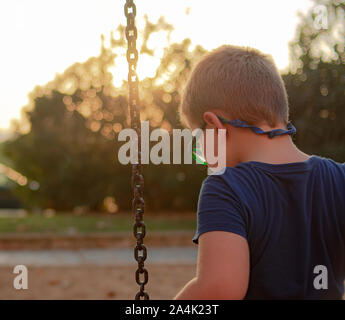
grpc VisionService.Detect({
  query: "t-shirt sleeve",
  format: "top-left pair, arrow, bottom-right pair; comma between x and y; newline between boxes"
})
193,174 -> 248,244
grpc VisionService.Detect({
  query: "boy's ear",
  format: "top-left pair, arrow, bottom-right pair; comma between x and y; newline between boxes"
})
203,111 -> 225,130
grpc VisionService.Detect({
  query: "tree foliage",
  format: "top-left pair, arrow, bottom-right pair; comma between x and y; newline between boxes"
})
2,18 -> 206,212
2,1 -> 344,211
284,0 -> 345,161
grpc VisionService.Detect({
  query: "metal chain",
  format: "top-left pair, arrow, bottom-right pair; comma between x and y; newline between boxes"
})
124,0 -> 149,300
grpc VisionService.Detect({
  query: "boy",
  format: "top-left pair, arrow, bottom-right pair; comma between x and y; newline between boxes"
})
174,45 -> 345,299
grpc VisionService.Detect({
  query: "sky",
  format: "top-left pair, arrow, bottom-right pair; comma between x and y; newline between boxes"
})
0,0 -> 314,131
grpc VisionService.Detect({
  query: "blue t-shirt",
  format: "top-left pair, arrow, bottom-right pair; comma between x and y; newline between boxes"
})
193,156 -> 345,299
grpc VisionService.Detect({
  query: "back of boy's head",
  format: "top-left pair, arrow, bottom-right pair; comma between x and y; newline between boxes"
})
180,45 -> 289,129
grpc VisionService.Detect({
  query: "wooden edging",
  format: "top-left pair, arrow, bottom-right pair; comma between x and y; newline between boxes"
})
0,231 -> 195,250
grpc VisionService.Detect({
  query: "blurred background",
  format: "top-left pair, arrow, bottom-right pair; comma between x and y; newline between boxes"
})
0,0 -> 344,299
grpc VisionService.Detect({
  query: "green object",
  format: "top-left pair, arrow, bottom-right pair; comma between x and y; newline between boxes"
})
192,138 -> 207,166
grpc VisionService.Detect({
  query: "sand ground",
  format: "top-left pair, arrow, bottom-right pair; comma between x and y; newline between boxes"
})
0,264 -> 195,300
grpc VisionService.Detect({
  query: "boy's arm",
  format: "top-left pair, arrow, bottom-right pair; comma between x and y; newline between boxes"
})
174,231 -> 250,300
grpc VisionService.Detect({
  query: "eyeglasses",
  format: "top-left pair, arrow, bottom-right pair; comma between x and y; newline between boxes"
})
201,115 -> 296,139
193,115 -> 297,166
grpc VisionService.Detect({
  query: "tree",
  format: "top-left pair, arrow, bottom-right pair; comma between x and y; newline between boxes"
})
283,0 -> 345,161
2,18 -> 206,212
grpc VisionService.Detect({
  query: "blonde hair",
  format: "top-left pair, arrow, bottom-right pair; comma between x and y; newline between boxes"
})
180,45 -> 289,128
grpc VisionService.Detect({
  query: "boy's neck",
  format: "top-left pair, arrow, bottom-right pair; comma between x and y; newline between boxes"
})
227,135 -> 310,167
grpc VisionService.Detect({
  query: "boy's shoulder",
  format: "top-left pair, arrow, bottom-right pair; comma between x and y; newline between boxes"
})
203,155 -> 345,193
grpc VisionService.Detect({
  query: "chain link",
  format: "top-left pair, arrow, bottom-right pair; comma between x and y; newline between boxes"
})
124,0 -> 149,300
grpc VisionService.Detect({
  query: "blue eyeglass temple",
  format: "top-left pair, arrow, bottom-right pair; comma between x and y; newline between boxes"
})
201,115 -> 297,139
193,116 -> 297,166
